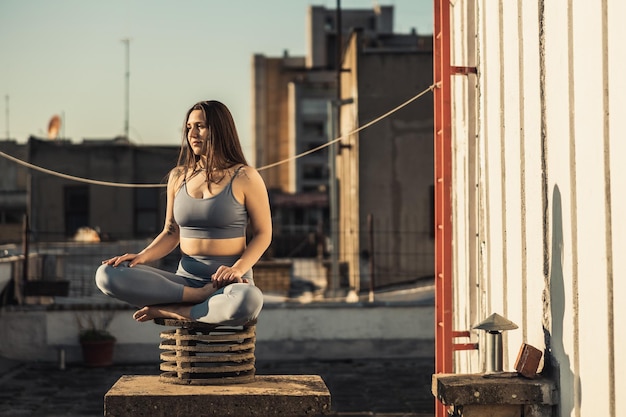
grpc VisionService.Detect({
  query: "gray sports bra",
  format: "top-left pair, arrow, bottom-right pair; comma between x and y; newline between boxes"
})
173,167 -> 248,239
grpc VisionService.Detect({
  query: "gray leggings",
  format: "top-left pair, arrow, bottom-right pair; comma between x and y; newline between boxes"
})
94,254 -> 263,325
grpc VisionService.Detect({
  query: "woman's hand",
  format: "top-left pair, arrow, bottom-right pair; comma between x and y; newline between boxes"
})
102,253 -> 145,267
212,265 -> 248,289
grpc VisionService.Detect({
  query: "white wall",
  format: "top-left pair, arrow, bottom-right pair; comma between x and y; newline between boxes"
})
449,1 -> 625,416
0,302 -> 434,364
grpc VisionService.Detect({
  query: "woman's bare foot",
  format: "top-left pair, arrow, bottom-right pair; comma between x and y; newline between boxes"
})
133,304 -> 192,322
182,283 -> 217,304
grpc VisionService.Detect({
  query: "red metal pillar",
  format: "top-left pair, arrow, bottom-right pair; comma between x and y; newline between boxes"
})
433,0 -> 453,416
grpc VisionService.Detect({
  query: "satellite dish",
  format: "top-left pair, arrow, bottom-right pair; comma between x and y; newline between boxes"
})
47,114 -> 61,140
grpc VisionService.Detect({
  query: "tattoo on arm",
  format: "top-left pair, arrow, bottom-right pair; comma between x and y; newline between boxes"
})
236,167 -> 250,180
166,221 -> 179,235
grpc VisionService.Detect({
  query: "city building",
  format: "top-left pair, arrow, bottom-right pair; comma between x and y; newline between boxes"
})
0,137 -> 178,243
0,140 -> 28,243
337,29 -> 434,293
252,5 -> 396,194
252,5 -> 434,291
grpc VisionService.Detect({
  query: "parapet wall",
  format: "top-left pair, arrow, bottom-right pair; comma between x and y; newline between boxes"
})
0,300 -> 434,364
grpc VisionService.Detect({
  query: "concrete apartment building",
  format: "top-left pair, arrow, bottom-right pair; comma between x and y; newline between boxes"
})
338,29 -> 434,292
0,137 -> 178,243
252,5 -> 434,289
0,140 -> 28,243
252,5 -> 394,194
252,6 -> 396,260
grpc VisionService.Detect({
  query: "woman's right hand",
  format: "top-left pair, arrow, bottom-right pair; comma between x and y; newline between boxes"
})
102,253 -> 141,267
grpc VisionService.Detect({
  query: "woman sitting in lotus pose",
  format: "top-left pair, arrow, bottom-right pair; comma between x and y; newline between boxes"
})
95,100 -> 271,325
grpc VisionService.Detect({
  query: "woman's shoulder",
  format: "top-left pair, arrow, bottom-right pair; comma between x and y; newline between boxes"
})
167,166 -> 187,189
231,164 -> 266,191
232,164 -> 261,181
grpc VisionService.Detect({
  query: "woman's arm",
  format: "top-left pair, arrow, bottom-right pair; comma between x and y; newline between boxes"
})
230,166 -> 272,275
103,168 -> 183,267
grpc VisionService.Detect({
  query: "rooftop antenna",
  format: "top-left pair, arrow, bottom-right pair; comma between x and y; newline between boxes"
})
121,38 -> 131,140
5,95 -> 9,139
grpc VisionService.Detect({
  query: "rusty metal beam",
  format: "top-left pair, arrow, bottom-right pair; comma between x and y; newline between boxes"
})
453,343 -> 479,351
451,66 -> 477,75
433,0 -> 453,416
452,330 -> 479,351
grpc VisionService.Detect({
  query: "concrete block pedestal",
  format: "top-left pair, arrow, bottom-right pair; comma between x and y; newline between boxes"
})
432,373 -> 557,417
105,374 -> 331,417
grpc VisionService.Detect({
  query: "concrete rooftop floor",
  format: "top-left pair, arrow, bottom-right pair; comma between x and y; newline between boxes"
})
0,356 -> 435,417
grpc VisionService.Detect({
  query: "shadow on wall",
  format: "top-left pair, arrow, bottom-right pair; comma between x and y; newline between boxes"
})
544,184 -> 580,416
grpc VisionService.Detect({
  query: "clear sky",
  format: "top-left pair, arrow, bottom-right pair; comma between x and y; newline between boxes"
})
1,0 -> 433,159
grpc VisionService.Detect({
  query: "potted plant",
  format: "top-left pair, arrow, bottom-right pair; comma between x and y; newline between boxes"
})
76,311 -> 116,367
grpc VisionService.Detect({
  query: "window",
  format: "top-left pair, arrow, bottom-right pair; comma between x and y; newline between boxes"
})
64,186 -> 89,236
325,16 -> 334,31
302,185 -> 324,193
0,209 -> 23,224
302,164 -> 328,180
135,188 -> 160,236
301,99 -> 328,116
302,121 -> 325,137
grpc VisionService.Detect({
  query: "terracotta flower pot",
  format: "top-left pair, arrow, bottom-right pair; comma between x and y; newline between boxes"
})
80,339 -> 115,367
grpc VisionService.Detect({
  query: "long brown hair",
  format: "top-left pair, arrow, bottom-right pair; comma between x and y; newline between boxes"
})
175,100 -> 248,186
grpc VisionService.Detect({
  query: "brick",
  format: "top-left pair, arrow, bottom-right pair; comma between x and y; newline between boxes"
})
514,343 -> 543,378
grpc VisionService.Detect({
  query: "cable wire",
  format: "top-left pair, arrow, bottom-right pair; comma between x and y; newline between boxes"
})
256,84 -> 435,171
0,149 -> 164,188
0,84 -> 435,188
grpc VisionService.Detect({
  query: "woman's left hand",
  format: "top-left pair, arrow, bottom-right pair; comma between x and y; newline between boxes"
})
212,265 -> 247,289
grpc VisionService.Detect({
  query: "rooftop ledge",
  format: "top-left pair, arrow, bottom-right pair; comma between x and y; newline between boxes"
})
0,300 -> 434,311
432,372 -> 558,406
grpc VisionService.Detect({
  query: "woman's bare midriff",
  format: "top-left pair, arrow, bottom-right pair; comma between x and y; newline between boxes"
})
179,236 -> 246,257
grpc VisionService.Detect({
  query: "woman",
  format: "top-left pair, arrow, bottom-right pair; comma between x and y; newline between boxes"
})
95,100 -> 271,325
